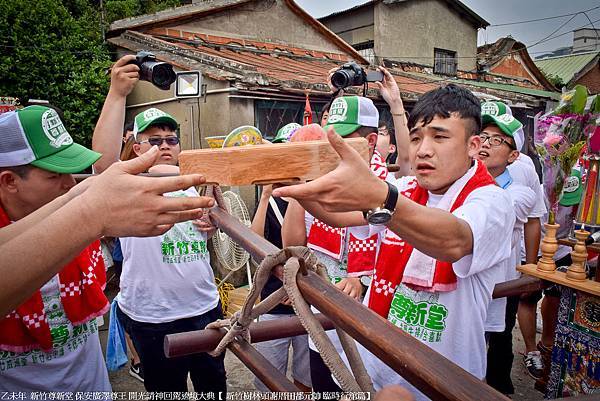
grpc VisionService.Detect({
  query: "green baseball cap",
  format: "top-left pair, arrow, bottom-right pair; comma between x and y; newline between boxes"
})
133,108 -> 178,139
0,106 -> 101,173
481,101 -> 524,150
324,96 -> 379,137
273,123 -> 301,143
560,169 -> 583,206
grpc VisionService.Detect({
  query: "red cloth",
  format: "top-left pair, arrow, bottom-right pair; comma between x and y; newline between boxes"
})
0,204 -> 109,352
368,161 -> 495,318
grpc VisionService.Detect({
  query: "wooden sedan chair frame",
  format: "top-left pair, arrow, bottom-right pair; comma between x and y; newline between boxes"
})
163,206 -> 552,401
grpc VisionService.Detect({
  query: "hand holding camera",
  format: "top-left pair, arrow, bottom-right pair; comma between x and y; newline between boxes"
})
109,55 -> 140,98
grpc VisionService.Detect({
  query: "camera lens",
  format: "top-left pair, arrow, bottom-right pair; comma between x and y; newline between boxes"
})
331,70 -> 354,89
151,63 -> 176,90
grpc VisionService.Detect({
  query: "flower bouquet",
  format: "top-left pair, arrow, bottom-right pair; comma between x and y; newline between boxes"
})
535,85 -> 589,223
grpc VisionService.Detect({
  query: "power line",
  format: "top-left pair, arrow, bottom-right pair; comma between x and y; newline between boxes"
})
488,5 -> 600,27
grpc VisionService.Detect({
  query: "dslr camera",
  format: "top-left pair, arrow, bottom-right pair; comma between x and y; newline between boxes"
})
330,62 -> 384,90
129,51 -> 176,90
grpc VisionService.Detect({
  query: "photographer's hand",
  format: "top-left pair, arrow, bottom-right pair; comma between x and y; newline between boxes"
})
109,55 -> 140,98
376,66 -> 411,177
92,55 -> 140,174
375,66 -> 403,112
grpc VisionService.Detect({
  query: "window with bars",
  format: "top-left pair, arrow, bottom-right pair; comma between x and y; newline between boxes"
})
254,100 -> 329,140
434,48 -> 457,76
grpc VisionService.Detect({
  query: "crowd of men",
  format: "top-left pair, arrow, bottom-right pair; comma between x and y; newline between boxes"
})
0,54 -> 575,401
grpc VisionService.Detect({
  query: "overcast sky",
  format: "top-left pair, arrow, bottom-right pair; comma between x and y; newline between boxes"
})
296,0 -> 600,57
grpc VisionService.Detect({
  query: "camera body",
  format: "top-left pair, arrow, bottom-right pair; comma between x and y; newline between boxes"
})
129,51 -> 176,90
330,62 -> 384,90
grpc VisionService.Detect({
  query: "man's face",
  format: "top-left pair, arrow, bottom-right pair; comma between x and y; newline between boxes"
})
133,126 -> 180,166
320,111 -> 329,127
475,124 -> 518,178
409,114 -> 480,194
7,167 -> 76,218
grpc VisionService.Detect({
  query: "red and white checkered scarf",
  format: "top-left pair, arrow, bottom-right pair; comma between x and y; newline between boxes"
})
0,204 -> 109,353
368,160 -> 495,318
306,151 -> 388,277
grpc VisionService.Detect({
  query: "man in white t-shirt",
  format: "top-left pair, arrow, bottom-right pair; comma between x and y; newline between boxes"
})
274,84 -> 515,400
506,145 -> 547,381
474,101 -> 536,395
92,59 -> 225,393
0,106 -> 111,395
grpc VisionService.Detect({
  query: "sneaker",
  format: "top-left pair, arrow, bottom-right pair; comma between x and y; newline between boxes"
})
523,351 -> 544,380
129,360 -> 144,382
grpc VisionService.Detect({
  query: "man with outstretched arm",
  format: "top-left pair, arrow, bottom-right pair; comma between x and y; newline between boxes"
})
274,85 -> 515,400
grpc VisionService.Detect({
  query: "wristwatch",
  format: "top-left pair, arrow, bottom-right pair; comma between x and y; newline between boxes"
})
363,181 -> 398,225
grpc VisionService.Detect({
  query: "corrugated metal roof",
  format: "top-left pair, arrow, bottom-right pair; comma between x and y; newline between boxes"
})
535,52 -> 599,85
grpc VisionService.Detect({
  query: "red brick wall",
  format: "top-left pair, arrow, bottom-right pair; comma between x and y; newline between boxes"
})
575,63 -> 600,94
490,55 -> 544,89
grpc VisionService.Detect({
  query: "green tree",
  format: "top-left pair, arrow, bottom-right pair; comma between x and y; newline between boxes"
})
0,0 -> 182,147
0,0 -> 110,147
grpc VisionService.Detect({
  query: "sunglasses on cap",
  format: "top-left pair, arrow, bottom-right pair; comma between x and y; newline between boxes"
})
138,136 -> 180,146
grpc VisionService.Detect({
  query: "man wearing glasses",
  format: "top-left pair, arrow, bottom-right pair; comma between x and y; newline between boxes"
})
475,101 -> 536,396
91,55 -> 226,394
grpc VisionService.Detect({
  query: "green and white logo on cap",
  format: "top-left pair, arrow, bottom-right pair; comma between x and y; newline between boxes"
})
0,105 -> 101,173
324,96 -> 379,137
481,101 -> 523,148
133,107 -> 179,139
273,122 -> 301,143
481,101 -> 508,117
560,168 -> 583,206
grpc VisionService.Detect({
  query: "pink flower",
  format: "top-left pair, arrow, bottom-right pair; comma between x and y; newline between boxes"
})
543,134 -> 563,146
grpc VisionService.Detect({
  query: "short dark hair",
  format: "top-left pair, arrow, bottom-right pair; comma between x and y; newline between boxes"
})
0,165 -> 32,178
123,121 -> 134,134
355,126 -> 378,137
408,84 -> 481,137
319,99 -> 333,122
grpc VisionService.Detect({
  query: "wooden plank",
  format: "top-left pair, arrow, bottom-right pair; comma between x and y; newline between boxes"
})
492,276 -> 546,298
179,138 -> 369,186
517,264 -> 600,296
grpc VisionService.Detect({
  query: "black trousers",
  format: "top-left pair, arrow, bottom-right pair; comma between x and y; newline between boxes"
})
117,303 -> 227,395
310,349 -> 341,398
485,295 -> 520,395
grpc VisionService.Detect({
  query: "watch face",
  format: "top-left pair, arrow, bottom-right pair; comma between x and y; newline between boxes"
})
368,210 -> 392,225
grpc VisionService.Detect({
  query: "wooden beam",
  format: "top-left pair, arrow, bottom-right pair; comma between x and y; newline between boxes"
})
164,314 -> 334,357
179,138 -> 369,186
208,207 -> 509,401
518,264 -> 600,296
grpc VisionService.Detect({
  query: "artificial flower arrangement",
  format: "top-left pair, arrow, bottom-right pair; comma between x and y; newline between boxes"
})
535,85 -> 600,224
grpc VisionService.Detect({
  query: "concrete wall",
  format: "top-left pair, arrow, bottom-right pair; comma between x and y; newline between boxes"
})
573,28 -> 600,53
374,0 -> 478,71
319,4 -> 374,47
172,0 -> 342,53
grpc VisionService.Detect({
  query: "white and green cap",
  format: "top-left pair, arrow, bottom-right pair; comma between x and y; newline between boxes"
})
0,106 -> 101,173
560,168 -> 583,206
324,96 -> 379,137
481,101 -> 524,151
273,122 -> 301,143
133,108 -> 178,139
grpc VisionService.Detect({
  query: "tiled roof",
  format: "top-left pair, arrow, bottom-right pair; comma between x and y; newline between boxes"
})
535,51 -> 600,85
109,30 -> 558,106
108,30 -> 433,99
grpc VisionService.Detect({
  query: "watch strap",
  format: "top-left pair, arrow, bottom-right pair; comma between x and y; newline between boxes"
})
383,181 -> 398,212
